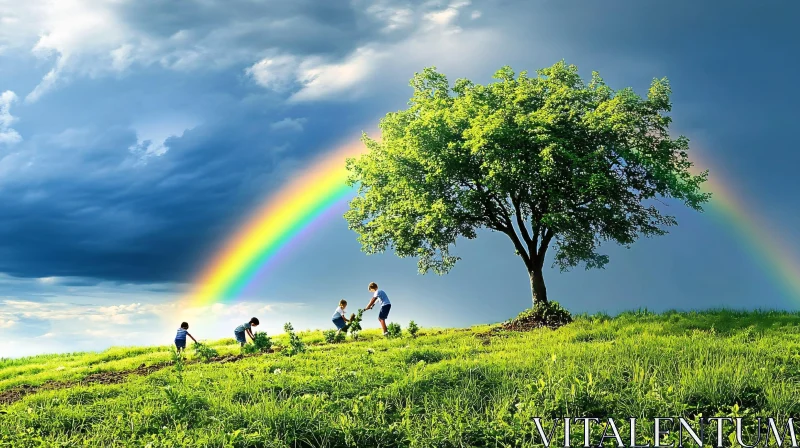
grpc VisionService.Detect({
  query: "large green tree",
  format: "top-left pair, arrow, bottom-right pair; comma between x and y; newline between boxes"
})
344,61 -> 710,307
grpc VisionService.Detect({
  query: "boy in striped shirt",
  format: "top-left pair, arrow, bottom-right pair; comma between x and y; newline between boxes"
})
175,322 -> 197,352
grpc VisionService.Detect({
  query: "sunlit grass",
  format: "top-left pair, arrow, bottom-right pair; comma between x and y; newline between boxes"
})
1,309 -> 799,447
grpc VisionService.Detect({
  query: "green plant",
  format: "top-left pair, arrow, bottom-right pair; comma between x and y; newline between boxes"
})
242,332 -> 273,354
170,346 -> 185,383
387,322 -> 402,338
323,329 -> 337,344
283,323 -> 306,355
192,342 -> 219,362
348,309 -> 364,340
408,320 -> 419,338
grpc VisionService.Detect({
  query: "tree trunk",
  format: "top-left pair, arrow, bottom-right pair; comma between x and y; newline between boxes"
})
529,268 -> 548,307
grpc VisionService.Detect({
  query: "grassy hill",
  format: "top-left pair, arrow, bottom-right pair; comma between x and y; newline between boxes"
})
1,309 -> 799,447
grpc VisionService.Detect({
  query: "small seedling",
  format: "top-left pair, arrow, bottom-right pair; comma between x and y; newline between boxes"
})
170,346 -> 185,383
283,322 -> 306,355
323,329 -> 337,344
192,342 -> 218,362
387,322 -> 402,338
408,320 -> 419,338
349,309 -> 364,340
243,332 -> 273,354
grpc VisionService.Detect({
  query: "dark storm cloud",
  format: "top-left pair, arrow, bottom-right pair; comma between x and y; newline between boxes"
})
113,0 -> 451,59
0,99 -> 369,283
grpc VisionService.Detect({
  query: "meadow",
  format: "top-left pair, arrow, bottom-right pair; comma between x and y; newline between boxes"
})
1,309 -> 800,447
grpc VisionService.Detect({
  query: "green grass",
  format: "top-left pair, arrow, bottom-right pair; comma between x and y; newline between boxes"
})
1,309 -> 800,447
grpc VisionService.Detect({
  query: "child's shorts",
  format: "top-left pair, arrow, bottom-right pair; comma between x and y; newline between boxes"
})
234,331 -> 247,345
332,316 -> 348,331
175,339 -> 186,349
378,304 -> 391,320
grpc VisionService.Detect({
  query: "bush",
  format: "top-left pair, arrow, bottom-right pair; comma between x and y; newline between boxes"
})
283,323 -> 306,355
387,322 -> 402,338
242,332 -> 273,354
408,320 -> 419,338
192,342 -> 218,362
323,330 -> 336,344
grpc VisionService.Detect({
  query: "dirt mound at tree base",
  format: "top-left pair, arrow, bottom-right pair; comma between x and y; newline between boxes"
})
500,301 -> 574,332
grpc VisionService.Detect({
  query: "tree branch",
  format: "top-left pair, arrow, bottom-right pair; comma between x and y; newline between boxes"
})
536,228 -> 555,270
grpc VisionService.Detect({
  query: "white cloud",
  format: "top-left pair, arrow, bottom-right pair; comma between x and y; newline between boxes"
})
365,2 -> 415,33
245,55 -> 302,92
128,116 -> 198,162
247,0 -> 485,103
471,10 -> 482,20
0,90 -> 22,145
23,0 -> 134,103
270,117 -> 307,132
0,295 -> 309,358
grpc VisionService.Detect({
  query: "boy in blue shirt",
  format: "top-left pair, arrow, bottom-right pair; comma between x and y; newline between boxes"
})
365,282 -> 392,337
234,317 -> 259,347
175,322 -> 197,352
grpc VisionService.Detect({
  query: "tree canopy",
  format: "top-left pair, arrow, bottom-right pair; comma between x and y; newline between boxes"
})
344,61 -> 710,306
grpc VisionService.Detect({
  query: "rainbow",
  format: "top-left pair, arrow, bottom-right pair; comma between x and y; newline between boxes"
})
188,138 -> 368,305
690,153 -> 800,303
188,133 -> 800,307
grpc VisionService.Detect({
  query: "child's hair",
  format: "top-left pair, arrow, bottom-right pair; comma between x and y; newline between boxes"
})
249,317 -> 260,326
180,322 -> 189,329
368,282 -> 378,290
339,299 -> 347,307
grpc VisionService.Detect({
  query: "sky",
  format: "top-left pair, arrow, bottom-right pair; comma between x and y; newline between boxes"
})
1,0 -> 799,358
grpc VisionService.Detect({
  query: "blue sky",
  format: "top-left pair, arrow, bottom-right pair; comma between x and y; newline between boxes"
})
1,0 -> 798,358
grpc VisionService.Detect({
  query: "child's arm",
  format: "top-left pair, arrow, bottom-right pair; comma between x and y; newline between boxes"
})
365,297 -> 377,310
247,328 -> 255,340
188,332 -> 197,343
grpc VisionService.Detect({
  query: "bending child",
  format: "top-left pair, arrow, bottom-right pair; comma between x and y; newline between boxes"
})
332,299 -> 355,337
234,317 -> 259,347
365,282 -> 392,337
175,322 -> 197,352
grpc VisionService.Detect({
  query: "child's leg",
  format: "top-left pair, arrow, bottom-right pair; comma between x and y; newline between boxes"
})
378,318 -> 388,334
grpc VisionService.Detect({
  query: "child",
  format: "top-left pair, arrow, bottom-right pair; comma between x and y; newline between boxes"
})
365,282 -> 391,337
234,317 -> 259,347
175,322 -> 197,352
332,299 -> 355,337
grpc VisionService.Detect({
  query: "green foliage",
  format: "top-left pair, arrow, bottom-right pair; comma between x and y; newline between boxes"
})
407,320 -> 420,338
242,332 -> 273,354
348,309 -> 365,340
283,323 -> 306,356
323,329 -> 347,344
345,61 -> 710,305
191,342 -> 218,362
162,385 -> 209,426
3,310 -> 800,446
170,347 -> 185,383
323,329 -> 337,344
387,322 -> 402,338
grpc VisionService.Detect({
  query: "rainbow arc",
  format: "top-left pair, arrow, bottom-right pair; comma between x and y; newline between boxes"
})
188,139 -> 800,306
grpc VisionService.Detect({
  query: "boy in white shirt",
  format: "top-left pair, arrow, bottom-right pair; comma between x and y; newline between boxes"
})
332,299 -> 354,337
